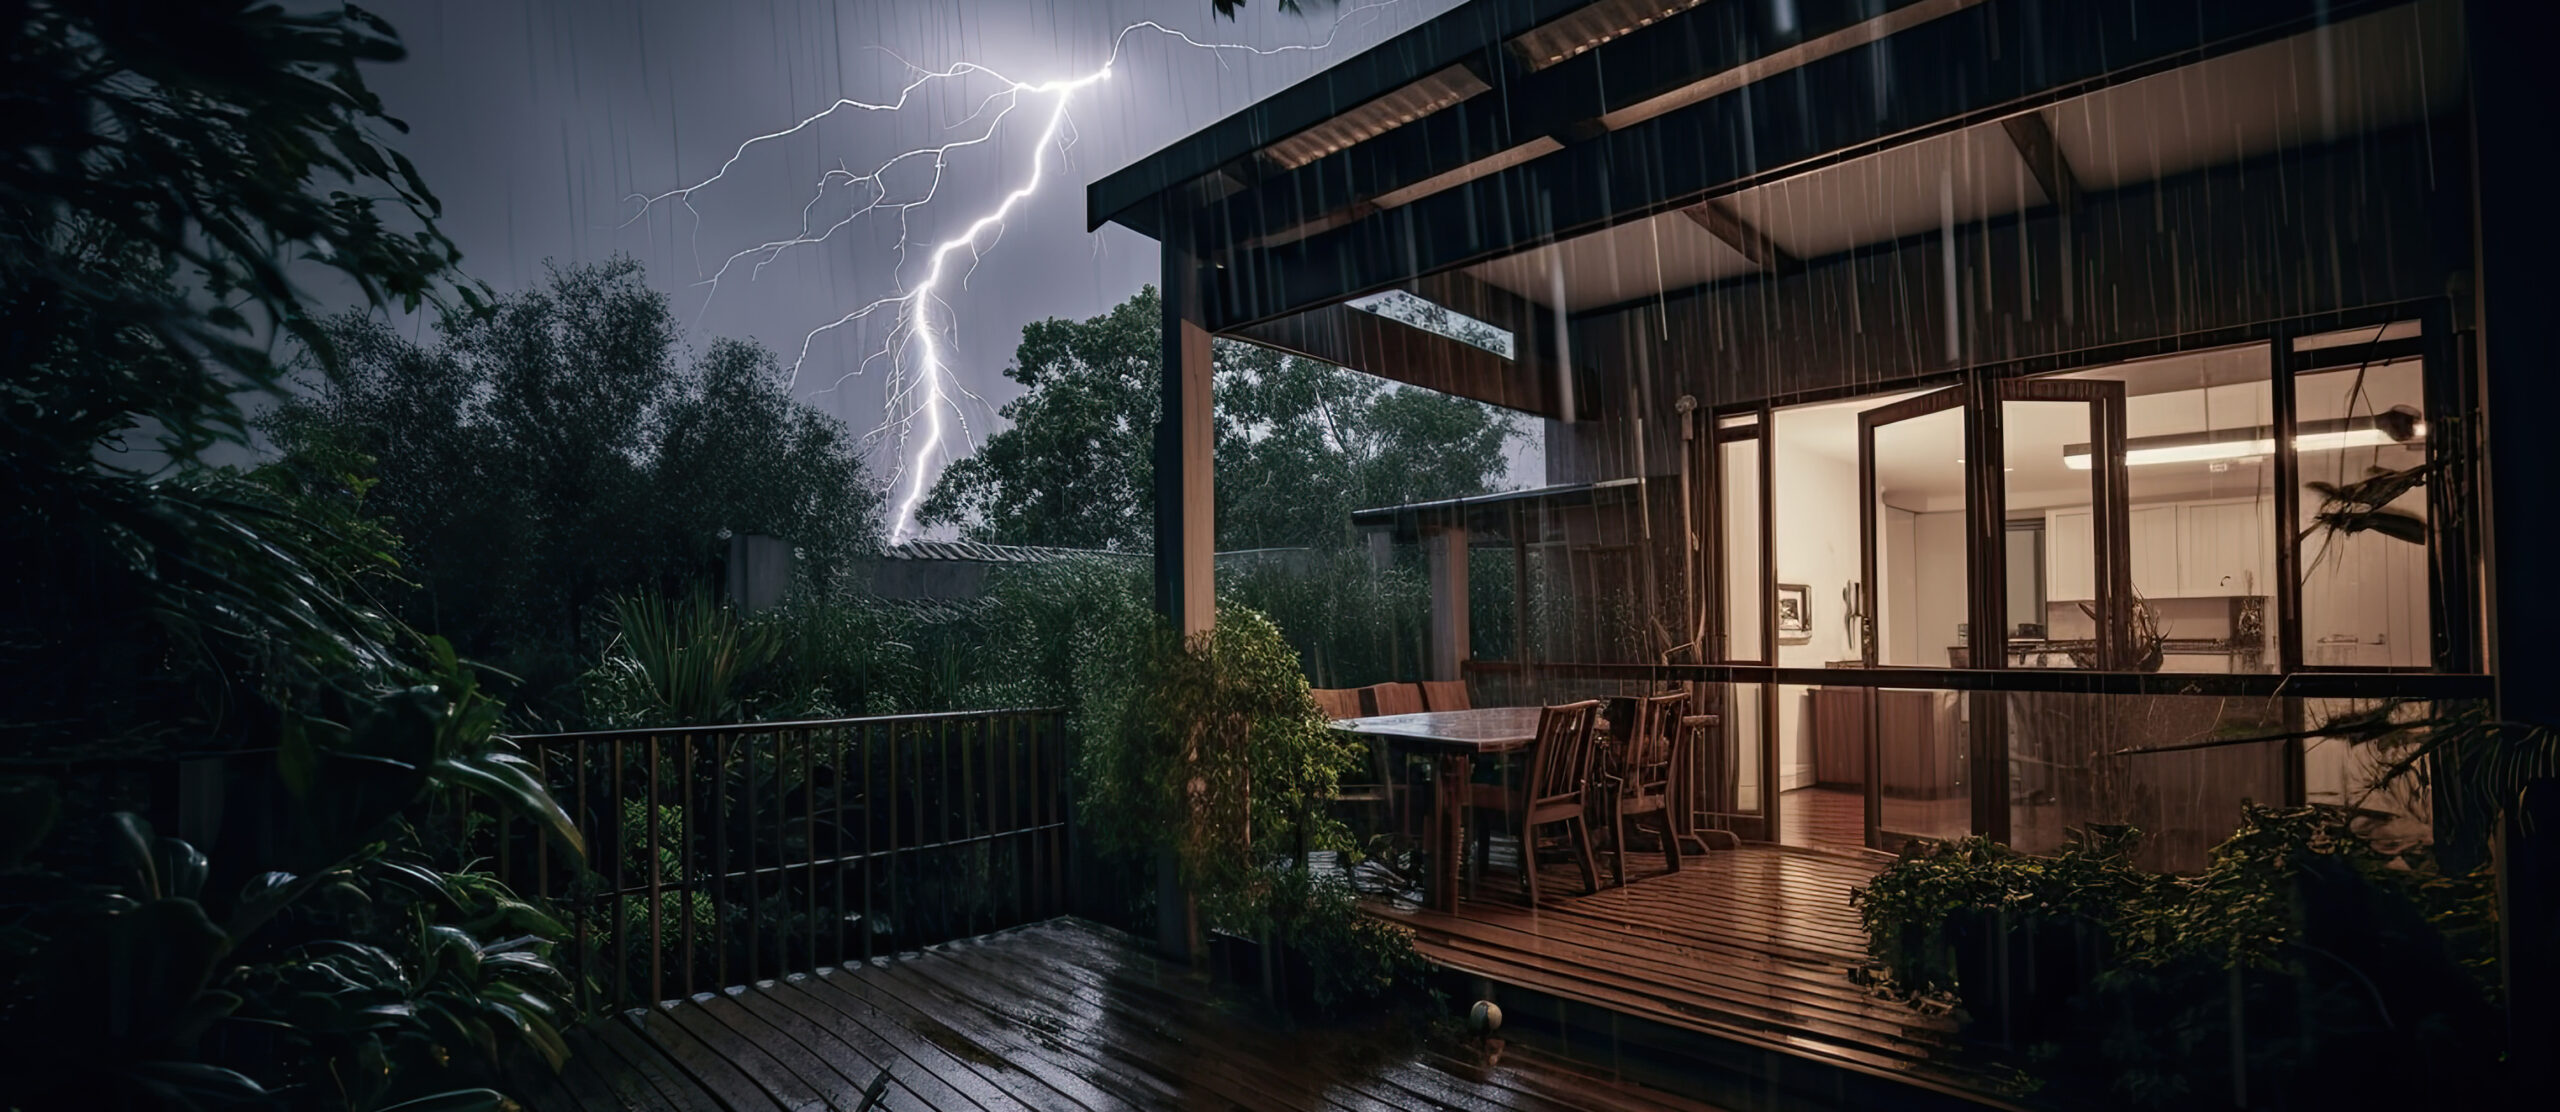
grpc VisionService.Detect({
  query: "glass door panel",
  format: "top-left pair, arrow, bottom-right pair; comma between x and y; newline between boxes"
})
2296,360 -> 2431,669
1862,394 -> 1969,668
2002,398 -> 2100,668
1859,388 -> 1971,849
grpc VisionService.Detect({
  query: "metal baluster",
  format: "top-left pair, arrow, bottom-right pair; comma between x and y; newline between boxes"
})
832,723 -> 847,970
887,720 -> 901,957
571,740 -> 591,1014
772,725 -> 788,980
802,726 -> 818,976
712,733 -> 730,993
645,733 -> 664,1005
610,737 -> 629,1009
678,732 -> 697,1000
744,728 -> 760,985
862,721 -> 876,964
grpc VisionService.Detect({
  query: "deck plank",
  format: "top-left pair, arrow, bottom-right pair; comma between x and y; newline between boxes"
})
627,1002 -> 793,1111
585,1014 -> 728,1112
761,973 -> 1036,1112
861,955 -> 1151,1110
1372,843 -> 2009,1101
909,936 -> 1322,1112
691,987 -> 902,1110
794,965 -> 1088,1112
949,924 -> 1421,1112
521,918 -> 1723,1112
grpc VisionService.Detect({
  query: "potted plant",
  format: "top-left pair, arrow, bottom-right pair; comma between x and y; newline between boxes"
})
1075,604 -> 1426,1015
1854,826 -> 2148,1048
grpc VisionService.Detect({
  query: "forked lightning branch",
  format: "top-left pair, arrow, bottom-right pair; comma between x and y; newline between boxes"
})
622,4 -> 1411,541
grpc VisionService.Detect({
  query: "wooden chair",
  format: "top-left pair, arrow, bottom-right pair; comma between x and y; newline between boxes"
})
1468,700 -> 1604,905
1315,686 -> 1410,868
1419,679 -> 1470,711
1310,687 -> 1364,721
1359,682 -> 1425,717
1605,692 -> 1693,886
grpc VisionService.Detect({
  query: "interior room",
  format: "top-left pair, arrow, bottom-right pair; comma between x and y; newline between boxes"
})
1753,338 -> 2432,849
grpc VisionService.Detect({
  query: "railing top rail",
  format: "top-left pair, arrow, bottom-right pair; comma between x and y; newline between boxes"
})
504,706 -> 1070,746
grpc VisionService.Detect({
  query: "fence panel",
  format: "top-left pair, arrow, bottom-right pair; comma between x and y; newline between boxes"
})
491,708 -> 1072,1012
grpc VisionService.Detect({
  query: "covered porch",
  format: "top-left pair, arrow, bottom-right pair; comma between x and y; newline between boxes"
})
1095,0 -> 2514,1100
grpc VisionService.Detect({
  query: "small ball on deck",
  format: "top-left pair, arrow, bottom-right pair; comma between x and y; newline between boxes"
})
1468,1000 -> 1502,1033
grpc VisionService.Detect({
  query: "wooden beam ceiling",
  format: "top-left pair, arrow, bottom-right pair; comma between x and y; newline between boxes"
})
1679,200 -> 1800,274
1999,111 -> 2082,214
1197,0 -> 2401,333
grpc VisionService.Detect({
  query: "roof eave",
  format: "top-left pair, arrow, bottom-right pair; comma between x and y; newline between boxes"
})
1085,0 -> 1592,235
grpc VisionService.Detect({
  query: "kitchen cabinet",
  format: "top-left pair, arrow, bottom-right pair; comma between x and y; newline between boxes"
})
2045,509 -> 2094,600
2046,499 -> 2274,601
2131,506 -> 2180,600
1809,687 -> 1963,798
2180,499 -> 2275,598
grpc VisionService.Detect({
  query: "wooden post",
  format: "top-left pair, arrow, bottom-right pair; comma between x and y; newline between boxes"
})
2471,1 -> 2558,727
1155,224 -> 1216,641
1153,217 -> 1215,966
1427,525 -> 1471,682
2472,1 -> 2560,1072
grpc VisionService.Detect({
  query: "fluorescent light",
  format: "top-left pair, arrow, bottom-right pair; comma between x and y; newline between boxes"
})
2061,416 -> 2421,470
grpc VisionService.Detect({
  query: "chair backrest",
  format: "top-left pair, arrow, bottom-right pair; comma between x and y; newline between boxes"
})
1419,680 -> 1470,712
1629,692 -> 1690,769
1360,683 -> 1425,717
1528,700 -> 1604,807
1310,687 -> 1364,720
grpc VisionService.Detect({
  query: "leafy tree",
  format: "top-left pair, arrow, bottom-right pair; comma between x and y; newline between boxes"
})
271,259 -> 884,718
919,286 -> 1520,552
2,2 -> 580,1107
919,289 -> 1162,550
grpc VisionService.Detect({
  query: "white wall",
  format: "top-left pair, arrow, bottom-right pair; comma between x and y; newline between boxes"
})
1884,508 -> 1917,664
1771,422 -> 1862,789
1912,511 -> 1969,664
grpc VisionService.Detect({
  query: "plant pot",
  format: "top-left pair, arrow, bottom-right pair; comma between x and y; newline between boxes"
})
1950,908 -> 2107,1050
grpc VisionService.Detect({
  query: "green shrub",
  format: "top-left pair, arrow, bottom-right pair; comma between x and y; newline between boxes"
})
1854,807 -> 2505,1107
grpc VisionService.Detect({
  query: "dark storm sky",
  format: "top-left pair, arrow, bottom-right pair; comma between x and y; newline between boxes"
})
356,0 -> 1473,526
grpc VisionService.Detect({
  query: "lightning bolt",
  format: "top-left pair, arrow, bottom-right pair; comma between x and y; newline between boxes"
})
624,2 -> 1415,542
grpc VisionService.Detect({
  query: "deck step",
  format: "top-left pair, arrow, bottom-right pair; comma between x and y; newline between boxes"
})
1373,842 -> 2032,1111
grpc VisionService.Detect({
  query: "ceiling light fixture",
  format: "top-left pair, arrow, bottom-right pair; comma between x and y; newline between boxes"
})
2061,409 -> 2424,470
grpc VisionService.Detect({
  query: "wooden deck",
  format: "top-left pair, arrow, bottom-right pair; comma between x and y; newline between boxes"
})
514,917 -> 1722,1112
1372,842 -> 2024,1111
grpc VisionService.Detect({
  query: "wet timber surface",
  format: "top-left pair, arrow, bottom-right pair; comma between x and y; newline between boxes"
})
515,916 -> 1722,1111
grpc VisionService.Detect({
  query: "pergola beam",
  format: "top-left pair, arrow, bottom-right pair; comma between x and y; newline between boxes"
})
1999,110 -> 2082,214
1680,200 -> 1799,274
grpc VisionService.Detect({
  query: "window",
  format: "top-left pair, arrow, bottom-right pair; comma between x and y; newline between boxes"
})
1344,290 -> 1516,359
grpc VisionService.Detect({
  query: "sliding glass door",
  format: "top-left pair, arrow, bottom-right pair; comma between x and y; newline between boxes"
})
1855,388 -> 1971,846
1851,379 -> 2129,847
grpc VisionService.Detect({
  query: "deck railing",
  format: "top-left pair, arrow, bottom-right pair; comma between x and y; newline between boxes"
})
490,708 -> 1073,1011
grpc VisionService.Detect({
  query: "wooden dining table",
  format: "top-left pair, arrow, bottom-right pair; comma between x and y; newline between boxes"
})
1331,707 -> 1552,912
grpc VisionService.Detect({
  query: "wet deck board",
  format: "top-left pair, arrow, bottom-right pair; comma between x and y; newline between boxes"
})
514,918 -> 1719,1112
1373,842 -> 2018,1106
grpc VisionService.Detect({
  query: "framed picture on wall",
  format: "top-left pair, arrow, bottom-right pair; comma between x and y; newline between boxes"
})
1775,583 -> 1812,642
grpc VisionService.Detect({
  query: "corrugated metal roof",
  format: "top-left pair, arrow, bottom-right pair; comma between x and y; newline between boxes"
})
881,540 -> 1142,564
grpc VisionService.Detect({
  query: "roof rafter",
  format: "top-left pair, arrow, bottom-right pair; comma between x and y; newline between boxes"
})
1679,200 -> 1799,274
1999,111 -> 2082,214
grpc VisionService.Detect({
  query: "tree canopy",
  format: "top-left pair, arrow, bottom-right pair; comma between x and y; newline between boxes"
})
269,258 -> 885,719
3,4 -> 584,1107
918,286 -> 1520,552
